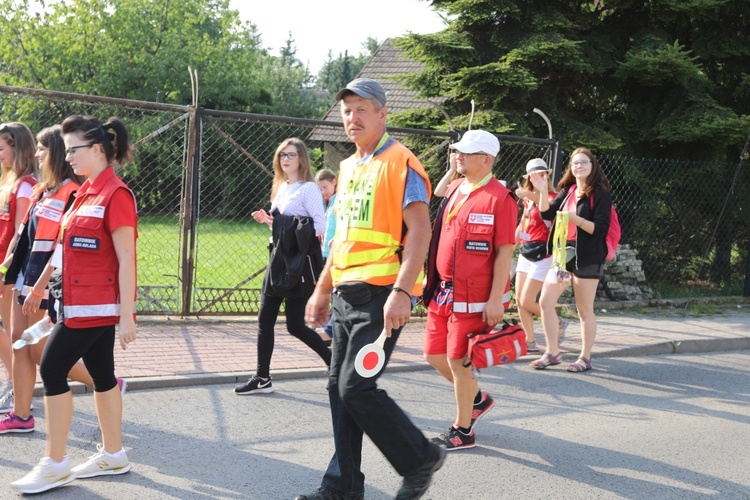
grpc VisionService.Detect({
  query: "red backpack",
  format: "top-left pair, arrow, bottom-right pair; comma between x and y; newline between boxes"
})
590,193 -> 621,260
568,185 -> 621,261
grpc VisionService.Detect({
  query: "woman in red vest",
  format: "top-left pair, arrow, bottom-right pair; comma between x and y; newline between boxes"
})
0,125 -> 99,435
12,115 -> 137,494
0,122 -> 38,413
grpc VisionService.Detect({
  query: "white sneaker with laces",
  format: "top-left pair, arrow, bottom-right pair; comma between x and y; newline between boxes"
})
11,456 -> 75,494
72,444 -> 132,478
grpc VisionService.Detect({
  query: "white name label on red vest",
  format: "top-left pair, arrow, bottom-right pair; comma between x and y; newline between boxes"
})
37,207 -> 63,222
43,198 -> 66,211
468,213 -> 494,225
76,205 -> 105,218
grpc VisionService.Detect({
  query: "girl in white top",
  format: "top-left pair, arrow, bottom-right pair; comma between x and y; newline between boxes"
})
234,138 -> 330,395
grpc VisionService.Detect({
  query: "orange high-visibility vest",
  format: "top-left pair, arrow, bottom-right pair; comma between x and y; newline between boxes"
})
331,139 -> 431,295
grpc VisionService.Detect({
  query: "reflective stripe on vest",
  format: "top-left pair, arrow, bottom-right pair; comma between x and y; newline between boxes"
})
64,303 -> 120,318
31,239 -> 55,252
452,287 -> 511,313
331,259 -> 402,284
453,302 -> 487,314
331,140 -> 431,291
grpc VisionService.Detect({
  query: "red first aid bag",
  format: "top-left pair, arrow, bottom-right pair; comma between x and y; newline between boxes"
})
463,320 -> 527,370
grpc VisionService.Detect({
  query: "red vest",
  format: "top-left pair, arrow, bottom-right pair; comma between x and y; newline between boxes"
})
520,194 -> 554,244
0,175 -> 38,256
427,178 -> 513,312
61,167 -> 137,328
18,180 -> 80,301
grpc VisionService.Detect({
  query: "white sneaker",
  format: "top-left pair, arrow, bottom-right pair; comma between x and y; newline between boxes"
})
72,444 -> 131,478
0,390 -> 13,414
11,456 -> 75,494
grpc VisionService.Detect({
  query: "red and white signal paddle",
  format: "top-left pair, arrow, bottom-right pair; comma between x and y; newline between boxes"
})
354,330 -> 387,378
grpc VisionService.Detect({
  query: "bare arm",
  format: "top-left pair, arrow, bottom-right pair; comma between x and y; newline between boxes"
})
21,260 -> 55,315
434,153 -> 458,197
383,200 -> 431,335
529,173 -> 550,212
113,226 -> 137,350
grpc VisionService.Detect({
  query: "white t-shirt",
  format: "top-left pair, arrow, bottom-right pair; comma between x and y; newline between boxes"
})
16,180 -> 34,200
271,181 -> 325,235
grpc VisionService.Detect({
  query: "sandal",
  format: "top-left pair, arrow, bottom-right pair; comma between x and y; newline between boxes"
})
567,356 -> 592,373
530,352 -> 562,370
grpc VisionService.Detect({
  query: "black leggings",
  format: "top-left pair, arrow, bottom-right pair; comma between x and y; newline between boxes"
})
40,323 -> 117,396
256,294 -> 331,378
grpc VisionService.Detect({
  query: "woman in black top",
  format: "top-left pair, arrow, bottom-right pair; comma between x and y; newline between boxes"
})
529,147 -> 612,373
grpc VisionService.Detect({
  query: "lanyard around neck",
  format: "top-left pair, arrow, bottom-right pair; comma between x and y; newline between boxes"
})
445,173 -> 492,225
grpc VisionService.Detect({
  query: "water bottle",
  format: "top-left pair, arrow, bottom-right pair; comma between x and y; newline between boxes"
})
12,317 -> 55,350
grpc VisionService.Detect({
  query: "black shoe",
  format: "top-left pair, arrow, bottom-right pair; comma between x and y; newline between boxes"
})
234,375 -> 273,395
396,443 -> 446,499
470,390 -> 495,431
295,488 -> 346,500
430,426 -> 476,451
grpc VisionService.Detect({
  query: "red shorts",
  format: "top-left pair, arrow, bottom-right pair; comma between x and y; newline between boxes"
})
424,286 -> 490,359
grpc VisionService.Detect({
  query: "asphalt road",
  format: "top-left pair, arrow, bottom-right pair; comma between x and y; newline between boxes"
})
2,350 -> 750,499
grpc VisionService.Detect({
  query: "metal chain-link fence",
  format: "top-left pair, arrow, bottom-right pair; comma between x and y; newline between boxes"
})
191,109 -> 557,314
1,85 -> 747,315
598,153 -> 749,298
0,85 -> 190,314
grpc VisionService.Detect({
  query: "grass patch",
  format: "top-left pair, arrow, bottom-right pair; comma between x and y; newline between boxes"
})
137,215 -> 182,286
137,215 -> 270,288
137,215 -> 271,313
192,218 -> 270,289
688,302 -> 722,317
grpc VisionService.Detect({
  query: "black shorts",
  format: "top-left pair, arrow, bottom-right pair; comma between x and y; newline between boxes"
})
566,259 -> 603,280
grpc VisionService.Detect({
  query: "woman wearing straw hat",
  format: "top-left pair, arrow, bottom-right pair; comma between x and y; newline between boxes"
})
514,158 -> 562,353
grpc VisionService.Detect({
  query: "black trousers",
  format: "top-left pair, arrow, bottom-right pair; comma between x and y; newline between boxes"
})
320,284 -> 431,496
256,294 -> 331,378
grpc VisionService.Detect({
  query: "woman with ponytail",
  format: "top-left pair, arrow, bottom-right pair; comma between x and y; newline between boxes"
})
12,116 -> 137,494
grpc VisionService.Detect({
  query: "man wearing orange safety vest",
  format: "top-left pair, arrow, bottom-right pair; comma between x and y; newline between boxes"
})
302,78 -> 444,500
422,130 -> 518,451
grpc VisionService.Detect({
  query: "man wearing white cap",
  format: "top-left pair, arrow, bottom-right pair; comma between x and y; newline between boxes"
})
302,78 -> 442,500
422,130 -> 517,450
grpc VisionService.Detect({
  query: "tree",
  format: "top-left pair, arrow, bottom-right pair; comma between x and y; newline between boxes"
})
316,37 -> 380,99
398,0 -> 750,287
0,0 -> 326,117
397,0 -> 749,160
257,33 -> 327,118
